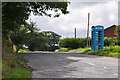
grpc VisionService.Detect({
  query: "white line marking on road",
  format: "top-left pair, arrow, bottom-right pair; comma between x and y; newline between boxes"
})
67,57 -> 82,60
58,59 -> 62,60
103,66 -> 109,69
113,74 -> 118,75
86,62 -> 95,66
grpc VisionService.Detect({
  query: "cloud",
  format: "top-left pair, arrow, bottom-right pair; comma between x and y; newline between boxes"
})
28,1 -> 118,38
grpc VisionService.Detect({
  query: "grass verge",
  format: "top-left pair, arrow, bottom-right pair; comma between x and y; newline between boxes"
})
69,48 -> 91,52
56,48 -> 69,52
82,46 -> 120,58
2,40 -> 31,79
57,46 -> 120,57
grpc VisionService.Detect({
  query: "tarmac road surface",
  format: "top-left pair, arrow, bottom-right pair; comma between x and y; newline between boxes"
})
21,52 -> 118,78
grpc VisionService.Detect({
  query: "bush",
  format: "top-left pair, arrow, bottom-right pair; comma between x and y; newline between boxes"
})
115,25 -> 120,45
59,38 -> 90,49
108,53 -> 119,57
104,37 -> 117,46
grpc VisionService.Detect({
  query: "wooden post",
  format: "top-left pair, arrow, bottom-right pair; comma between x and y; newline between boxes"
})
75,28 -> 76,38
87,13 -> 90,47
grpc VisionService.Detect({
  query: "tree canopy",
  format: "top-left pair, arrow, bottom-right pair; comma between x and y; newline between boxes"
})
2,2 -> 69,37
42,31 -> 61,51
10,23 -> 61,51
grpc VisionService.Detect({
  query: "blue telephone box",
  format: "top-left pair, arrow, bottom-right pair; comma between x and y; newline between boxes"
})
91,25 -> 104,51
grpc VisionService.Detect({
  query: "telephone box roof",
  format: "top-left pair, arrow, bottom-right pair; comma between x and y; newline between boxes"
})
92,25 -> 104,29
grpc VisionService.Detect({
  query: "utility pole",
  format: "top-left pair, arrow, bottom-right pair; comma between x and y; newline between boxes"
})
75,28 -> 76,38
87,13 -> 90,47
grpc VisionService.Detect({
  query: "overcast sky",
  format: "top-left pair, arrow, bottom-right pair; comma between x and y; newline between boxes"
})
28,1 -> 118,38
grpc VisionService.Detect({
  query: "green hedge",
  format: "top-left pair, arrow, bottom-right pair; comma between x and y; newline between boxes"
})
59,37 -> 117,49
59,38 -> 90,49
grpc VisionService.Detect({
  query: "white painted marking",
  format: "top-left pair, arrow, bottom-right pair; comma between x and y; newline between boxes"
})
88,63 -> 95,65
113,74 -> 118,75
86,62 -> 95,66
67,57 -> 82,60
103,66 -> 109,69
58,59 -> 62,60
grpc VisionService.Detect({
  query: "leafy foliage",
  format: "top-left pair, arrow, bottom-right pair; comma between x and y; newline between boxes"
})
104,37 -> 117,46
59,38 -> 90,49
10,21 -> 41,51
25,32 -> 49,51
115,25 -> 120,45
42,31 -> 61,51
10,22 -> 61,51
2,2 -> 69,37
10,24 -> 48,51
2,2 -> 69,78
59,37 -> 118,49
2,3 -> 29,37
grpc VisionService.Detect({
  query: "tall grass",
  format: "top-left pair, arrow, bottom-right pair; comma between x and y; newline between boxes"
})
83,46 -> 120,58
69,48 -> 91,52
6,68 -> 31,78
57,46 -> 120,58
2,40 -> 31,78
18,49 -> 29,52
56,48 -> 69,52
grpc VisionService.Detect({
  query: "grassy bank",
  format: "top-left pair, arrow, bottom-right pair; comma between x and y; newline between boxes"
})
56,47 -> 90,52
2,40 -> 31,79
57,46 -> 120,58
82,46 -> 120,58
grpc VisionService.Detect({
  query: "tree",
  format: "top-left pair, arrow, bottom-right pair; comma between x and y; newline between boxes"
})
2,2 -> 69,38
10,21 -> 48,51
2,2 -> 69,52
25,32 -> 48,51
2,3 -> 29,37
42,31 -> 61,51
115,25 -> 120,45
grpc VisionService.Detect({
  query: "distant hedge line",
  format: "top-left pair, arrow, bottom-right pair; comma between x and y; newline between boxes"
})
59,38 -> 90,49
59,37 -> 118,49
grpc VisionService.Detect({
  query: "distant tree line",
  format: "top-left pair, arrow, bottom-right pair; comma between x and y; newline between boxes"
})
59,38 -> 90,49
